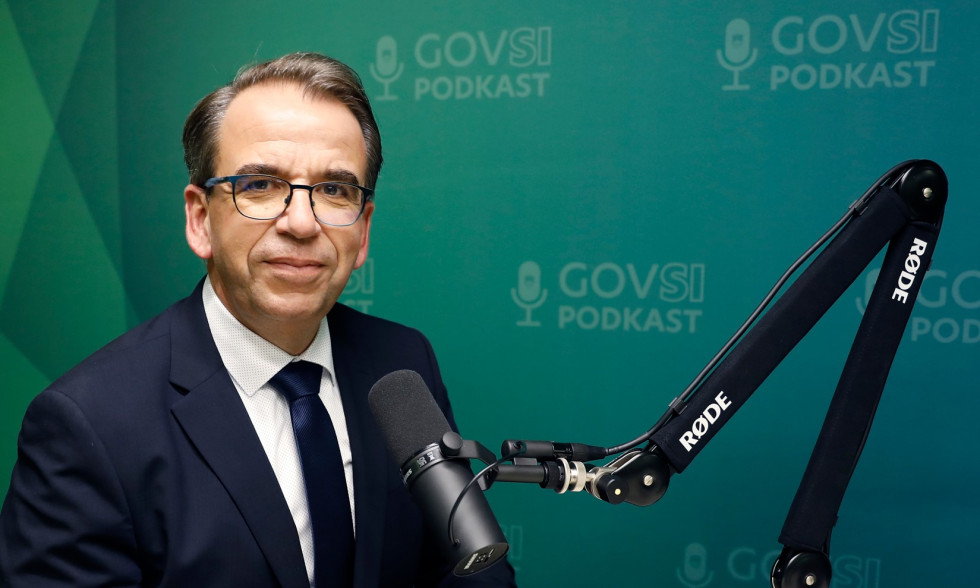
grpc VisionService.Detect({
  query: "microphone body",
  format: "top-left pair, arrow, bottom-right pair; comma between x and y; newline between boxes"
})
516,260 -> 542,303
369,370 -> 508,576
374,35 -> 399,77
723,18 -> 751,64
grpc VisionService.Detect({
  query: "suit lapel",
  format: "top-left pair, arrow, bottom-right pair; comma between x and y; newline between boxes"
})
167,284 -> 309,588
329,307 -> 390,588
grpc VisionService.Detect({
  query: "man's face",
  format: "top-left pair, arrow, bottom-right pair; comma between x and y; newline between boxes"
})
184,82 -> 373,351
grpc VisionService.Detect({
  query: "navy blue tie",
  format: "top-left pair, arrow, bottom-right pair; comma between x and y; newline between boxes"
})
270,360 -> 354,587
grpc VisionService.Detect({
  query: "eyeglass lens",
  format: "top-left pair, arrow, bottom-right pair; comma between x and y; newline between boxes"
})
232,175 -> 365,225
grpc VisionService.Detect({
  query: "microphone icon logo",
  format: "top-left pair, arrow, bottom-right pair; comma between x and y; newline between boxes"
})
370,35 -> 404,101
511,261 -> 548,327
676,543 -> 714,588
716,18 -> 758,91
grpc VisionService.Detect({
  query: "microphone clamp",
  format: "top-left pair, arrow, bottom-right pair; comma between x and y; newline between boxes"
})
401,432 -> 498,489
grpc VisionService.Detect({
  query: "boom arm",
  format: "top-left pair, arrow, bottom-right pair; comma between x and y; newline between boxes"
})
485,160 -> 948,588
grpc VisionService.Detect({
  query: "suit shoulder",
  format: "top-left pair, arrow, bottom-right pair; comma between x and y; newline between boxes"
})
327,303 -> 445,390
45,297 -> 189,403
328,303 -> 427,341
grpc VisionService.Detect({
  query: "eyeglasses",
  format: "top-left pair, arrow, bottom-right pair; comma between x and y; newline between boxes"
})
203,174 -> 374,227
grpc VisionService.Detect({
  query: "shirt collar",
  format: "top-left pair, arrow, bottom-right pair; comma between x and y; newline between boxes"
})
202,277 -> 335,396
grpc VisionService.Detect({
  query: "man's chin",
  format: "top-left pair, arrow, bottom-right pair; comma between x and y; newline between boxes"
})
262,297 -> 334,322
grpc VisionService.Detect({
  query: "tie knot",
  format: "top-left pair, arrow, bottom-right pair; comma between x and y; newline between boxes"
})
269,360 -> 323,403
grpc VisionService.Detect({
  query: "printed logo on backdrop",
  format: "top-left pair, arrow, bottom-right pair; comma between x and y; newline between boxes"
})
511,260 -> 705,333
340,258 -> 374,313
717,19 -> 758,90
368,27 -> 552,101
676,543 -> 714,588
370,36 -> 405,100
716,10 -> 939,91
856,266 -> 980,344
511,261 -> 548,326
675,542 -> 881,587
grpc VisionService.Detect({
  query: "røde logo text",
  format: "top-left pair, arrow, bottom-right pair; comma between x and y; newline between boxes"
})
891,238 -> 928,304
678,391 -> 733,452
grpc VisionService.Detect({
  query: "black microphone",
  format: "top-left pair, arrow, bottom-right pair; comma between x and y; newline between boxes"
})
368,370 -> 508,576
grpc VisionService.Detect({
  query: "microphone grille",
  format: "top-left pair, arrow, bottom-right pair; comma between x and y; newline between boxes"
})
368,370 -> 452,465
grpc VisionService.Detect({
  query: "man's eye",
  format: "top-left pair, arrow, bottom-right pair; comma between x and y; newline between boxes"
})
241,179 -> 272,192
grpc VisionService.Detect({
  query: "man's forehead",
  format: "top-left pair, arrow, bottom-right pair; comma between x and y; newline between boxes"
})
215,82 -> 367,176
223,81 -> 350,124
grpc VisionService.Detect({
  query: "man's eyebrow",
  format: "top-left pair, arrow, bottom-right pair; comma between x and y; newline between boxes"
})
319,169 -> 361,185
234,163 -> 283,177
232,164 -> 361,185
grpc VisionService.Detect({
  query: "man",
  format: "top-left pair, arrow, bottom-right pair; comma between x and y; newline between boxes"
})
0,52 -> 516,587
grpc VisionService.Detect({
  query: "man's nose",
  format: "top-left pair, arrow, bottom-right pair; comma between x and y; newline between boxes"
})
277,189 -> 321,238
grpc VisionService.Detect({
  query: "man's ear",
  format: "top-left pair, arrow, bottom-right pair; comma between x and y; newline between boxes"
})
185,184 -> 213,260
353,200 -> 374,269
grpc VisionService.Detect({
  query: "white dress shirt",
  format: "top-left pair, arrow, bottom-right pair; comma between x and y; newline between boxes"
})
202,278 -> 354,585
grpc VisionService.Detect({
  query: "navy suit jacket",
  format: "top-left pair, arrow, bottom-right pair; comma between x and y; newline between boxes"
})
0,281 -> 516,587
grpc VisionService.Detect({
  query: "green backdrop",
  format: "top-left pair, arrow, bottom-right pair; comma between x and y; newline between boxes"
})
2,1 -> 976,586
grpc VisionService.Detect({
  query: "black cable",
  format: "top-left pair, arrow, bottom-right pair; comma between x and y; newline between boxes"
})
447,450 -> 523,547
